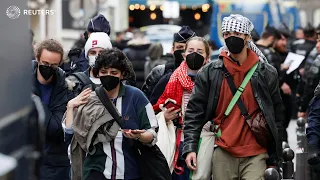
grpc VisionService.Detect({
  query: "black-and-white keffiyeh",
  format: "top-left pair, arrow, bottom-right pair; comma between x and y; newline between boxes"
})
220,14 -> 267,62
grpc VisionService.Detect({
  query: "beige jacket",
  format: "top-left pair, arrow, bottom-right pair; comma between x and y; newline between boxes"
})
70,92 -> 120,180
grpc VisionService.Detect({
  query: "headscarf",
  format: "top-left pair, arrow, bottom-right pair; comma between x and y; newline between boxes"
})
220,14 -> 267,62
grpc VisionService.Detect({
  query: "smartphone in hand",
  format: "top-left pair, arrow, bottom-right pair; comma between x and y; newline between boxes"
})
163,99 -> 181,111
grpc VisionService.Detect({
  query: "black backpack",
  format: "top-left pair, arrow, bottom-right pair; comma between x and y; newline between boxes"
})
71,72 -> 97,97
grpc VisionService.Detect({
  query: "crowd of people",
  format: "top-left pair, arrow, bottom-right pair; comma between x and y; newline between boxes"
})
31,13 -> 320,180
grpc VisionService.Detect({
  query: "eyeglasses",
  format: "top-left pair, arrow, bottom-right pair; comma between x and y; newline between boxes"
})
39,61 -> 59,70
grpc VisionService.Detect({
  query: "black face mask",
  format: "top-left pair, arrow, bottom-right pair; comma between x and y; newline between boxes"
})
186,52 -> 205,70
173,50 -> 184,65
225,36 -> 245,54
100,75 -> 120,91
39,65 -> 55,80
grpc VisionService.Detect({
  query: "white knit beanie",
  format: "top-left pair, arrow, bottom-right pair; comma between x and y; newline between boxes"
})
84,32 -> 112,58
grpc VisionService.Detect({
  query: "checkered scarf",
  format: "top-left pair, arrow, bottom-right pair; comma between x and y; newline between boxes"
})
153,61 -> 194,112
220,14 -> 267,62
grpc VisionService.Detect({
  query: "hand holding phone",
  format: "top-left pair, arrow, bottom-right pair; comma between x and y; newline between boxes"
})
163,99 -> 181,111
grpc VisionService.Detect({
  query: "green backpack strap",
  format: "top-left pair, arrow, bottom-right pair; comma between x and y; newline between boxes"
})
224,63 -> 258,116
215,62 -> 258,138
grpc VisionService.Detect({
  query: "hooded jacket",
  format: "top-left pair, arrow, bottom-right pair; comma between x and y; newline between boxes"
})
70,92 -> 120,180
32,61 -> 70,168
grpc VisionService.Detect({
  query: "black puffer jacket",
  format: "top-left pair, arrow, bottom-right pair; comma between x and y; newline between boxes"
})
182,58 -> 285,166
123,43 -> 150,89
141,54 -> 175,99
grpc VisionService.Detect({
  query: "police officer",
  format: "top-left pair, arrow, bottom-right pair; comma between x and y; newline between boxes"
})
141,26 -> 196,102
292,24 -> 317,118
299,26 -> 320,118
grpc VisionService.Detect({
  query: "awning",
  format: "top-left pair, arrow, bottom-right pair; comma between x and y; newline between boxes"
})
168,0 -> 212,6
129,0 -> 212,6
129,0 -> 147,5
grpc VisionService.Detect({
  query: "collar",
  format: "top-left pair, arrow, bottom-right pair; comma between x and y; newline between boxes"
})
118,82 -> 126,97
229,55 -> 241,66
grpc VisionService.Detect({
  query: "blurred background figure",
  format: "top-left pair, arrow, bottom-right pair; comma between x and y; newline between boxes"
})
208,40 -> 219,61
123,28 -> 151,89
144,43 -> 165,78
295,27 -> 305,40
111,31 -> 128,50
251,29 -> 261,43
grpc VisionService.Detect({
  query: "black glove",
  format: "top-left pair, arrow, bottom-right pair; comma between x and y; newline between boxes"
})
308,144 -> 320,165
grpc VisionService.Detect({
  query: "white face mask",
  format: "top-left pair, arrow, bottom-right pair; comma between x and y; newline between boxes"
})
88,56 -> 97,67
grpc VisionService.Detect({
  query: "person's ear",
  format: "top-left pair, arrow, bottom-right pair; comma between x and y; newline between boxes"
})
245,35 -> 252,47
246,35 -> 252,42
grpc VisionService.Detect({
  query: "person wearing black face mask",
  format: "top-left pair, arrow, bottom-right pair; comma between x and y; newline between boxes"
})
63,48 -> 160,180
184,14 -> 284,179
142,26 -> 196,101
152,37 -> 210,180
32,39 -> 70,180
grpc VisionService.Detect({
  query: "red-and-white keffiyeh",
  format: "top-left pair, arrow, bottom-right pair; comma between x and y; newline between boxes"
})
153,61 -> 194,112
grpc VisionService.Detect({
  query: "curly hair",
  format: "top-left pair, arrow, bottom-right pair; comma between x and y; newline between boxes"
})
35,39 -> 64,63
93,48 -> 136,81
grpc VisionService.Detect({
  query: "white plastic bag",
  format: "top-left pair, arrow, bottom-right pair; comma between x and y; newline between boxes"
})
189,130 -> 215,180
156,111 -> 176,173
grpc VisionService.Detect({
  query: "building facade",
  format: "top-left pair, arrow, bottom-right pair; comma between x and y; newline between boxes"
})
30,0 -> 129,49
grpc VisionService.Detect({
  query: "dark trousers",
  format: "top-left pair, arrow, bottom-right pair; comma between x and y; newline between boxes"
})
40,164 -> 70,180
310,164 -> 320,180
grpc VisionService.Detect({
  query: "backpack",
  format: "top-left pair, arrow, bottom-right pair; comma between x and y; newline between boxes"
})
61,48 -> 82,77
71,72 -> 97,97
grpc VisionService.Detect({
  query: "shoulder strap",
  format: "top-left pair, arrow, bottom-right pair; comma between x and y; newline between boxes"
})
223,63 -> 258,118
222,67 -> 250,120
73,72 -> 96,90
95,86 -> 124,128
